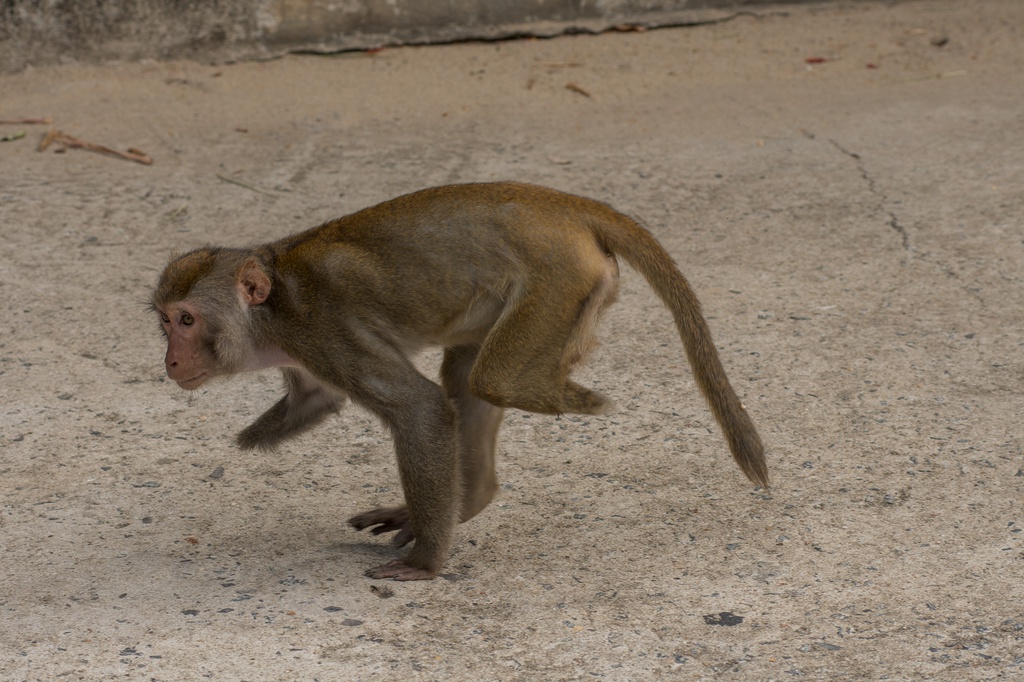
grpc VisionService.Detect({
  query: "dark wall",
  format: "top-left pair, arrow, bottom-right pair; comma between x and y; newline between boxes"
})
0,0 -> 837,73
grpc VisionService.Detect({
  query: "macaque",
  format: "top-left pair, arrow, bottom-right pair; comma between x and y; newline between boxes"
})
152,182 -> 768,581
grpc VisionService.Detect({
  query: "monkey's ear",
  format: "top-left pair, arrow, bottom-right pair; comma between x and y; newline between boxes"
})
237,259 -> 272,306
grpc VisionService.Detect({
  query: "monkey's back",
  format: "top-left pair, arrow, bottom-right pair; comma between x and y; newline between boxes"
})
266,183 -> 617,346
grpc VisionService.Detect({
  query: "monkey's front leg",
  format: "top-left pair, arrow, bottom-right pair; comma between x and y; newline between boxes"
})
349,345 -> 505,555
237,368 -> 343,450
351,373 -> 462,581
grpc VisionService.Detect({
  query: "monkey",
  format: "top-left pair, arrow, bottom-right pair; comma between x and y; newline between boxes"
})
151,182 -> 768,581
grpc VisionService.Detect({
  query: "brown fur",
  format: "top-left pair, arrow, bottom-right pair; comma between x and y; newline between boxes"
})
151,182 -> 768,581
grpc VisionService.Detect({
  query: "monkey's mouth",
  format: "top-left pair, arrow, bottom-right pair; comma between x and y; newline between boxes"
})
176,373 -> 209,390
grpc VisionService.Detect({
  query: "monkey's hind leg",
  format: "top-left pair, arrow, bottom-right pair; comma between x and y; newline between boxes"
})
442,345 -> 505,522
469,256 -> 619,416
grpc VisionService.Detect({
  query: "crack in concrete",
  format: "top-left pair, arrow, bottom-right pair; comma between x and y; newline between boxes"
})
828,139 -> 911,253
287,10 -> 790,58
824,140 -> 989,313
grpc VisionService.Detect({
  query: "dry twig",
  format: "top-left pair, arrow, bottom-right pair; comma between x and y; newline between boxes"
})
38,127 -> 153,164
0,117 -> 52,125
216,174 -> 277,196
565,83 -> 592,98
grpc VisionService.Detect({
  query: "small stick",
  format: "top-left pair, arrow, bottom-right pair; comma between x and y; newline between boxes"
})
216,174 -> 277,196
38,127 -> 153,164
0,117 -> 52,125
565,82 -> 592,98
38,127 -> 59,151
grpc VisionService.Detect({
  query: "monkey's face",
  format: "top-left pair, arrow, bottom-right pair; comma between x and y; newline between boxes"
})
152,251 -> 279,392
157,301 -> 217,390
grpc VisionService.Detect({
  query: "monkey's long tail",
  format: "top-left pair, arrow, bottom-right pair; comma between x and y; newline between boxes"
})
589,208 -> 769,489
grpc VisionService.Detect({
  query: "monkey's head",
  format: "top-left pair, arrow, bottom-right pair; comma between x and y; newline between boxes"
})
152,248 -> 272,390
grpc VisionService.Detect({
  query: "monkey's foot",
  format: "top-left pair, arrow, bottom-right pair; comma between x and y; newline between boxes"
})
560,381 -> 614,415
349,506 -> 415,547
365,558 -> 437,581
481,381 -> 613,416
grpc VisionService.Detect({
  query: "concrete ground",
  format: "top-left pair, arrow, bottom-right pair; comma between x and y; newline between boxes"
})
1,0 -> 1023,679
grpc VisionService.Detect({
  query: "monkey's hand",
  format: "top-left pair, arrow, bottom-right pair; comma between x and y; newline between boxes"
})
349,506 -> 414,547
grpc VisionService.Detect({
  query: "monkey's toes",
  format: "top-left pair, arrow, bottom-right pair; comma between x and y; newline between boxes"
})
349,506 -> 411,536
365,559 -> 437,581
392,526 -> 415,547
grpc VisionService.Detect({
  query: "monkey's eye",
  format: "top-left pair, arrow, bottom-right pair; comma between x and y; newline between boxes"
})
160,313 -> 170,324
180,312 -> 195,326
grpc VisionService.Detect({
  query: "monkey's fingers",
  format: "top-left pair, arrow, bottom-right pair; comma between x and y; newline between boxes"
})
366,559 -> 436,581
